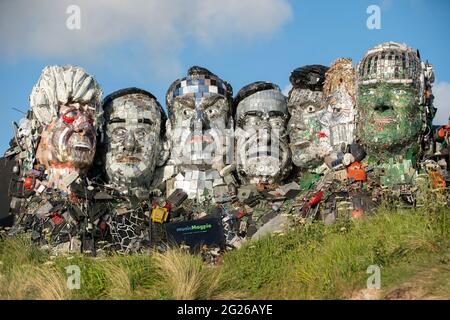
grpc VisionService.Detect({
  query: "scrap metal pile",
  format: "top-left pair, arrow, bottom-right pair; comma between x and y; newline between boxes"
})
1,42 -> 449,261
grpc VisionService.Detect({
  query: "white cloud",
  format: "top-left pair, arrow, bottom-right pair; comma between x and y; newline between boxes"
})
282,84 -> 292,97
433,81 -> 450,125
0,0 -> 292,79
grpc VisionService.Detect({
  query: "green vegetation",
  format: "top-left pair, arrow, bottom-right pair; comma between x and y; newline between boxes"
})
1,200 -> 449,300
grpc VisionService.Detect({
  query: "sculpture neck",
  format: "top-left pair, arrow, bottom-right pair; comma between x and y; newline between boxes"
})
45,165 -> 85,193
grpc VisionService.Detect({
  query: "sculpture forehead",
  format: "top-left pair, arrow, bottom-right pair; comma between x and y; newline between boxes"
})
106,94 -> 161,120
236,89 -> 287,119
358,82 -> 418,99
288,88 -> 323,109
169,76 -> 231,110
357,42 -> 423,87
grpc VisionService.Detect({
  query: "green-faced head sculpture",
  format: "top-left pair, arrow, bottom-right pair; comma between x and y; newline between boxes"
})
356,42 -> 435,163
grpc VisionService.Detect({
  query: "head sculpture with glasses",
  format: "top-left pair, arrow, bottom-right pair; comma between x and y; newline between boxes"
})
101,88 -> 168,191
234,82 -> 291,185
30,65 -> 102,190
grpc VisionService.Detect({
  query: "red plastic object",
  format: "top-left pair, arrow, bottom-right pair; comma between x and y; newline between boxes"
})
164,201 -> 172,211
317,131 -> 327,139
347,162 -> 366,182
51,213 -> 64,225
236,210 -> 246,220
308,191 -> 324,206
23,177 -> 34,191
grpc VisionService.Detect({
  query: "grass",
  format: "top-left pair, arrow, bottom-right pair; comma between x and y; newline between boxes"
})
0,196 -> 449,300
221,207 -> 449,299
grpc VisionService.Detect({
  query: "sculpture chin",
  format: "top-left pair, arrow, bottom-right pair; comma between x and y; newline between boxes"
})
238,137 -> 291,184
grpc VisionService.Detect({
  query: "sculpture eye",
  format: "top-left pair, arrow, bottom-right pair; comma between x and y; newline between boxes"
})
61,110 -> 78,124
135,128 -> 148,139
269,117 -> 284,128
206,108 -> 218,118
244,115 -> 259,126
182,109 -> 193,117
112,127 -> 127,139
306,105 -> 316,113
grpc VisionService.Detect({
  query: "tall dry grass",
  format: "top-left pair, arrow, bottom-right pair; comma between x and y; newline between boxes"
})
152,248 -> 243,300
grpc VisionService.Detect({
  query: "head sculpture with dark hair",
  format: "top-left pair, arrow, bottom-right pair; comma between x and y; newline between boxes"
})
101,87 -> 169,191
287,65 -> 331,170
164,66 -> 235,201
235,81 -> 291,184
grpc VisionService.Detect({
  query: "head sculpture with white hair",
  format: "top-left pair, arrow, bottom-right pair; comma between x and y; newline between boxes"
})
27,65 -> 102,190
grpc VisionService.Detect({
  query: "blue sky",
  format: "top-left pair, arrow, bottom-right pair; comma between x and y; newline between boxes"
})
1,0 -> 449,154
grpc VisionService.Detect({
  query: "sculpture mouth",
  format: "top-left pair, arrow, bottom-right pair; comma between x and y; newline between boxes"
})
187,134 -> 214,144
372,113 -> 396,125
247,151 -> 274,159
117,155 -> 141,163
291,140 -> 310,148
374,104 -> 393,113
67,133 -> 95,154
72,142 -> 92,151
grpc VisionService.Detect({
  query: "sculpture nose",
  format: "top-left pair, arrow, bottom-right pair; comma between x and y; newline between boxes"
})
260,116 -> 271,132
190,109 -> 210,133
372,91 -> 392,111
72,113 -> 92,134
124,133 -> 136,152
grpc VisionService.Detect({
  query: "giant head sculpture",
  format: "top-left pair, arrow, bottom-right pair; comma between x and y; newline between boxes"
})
321,58 -> 357,155
165,66 -> 234,200
166,66 -> 233,168
287,65 -> 330,170
356,42 -> 435,163
102,88 -> 168,191
30,65 -> 102,189
235,82 -> 291,185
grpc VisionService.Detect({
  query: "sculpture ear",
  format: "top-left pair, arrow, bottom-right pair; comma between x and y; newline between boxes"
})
157,139 -> 170,166
157,121 -> 171,166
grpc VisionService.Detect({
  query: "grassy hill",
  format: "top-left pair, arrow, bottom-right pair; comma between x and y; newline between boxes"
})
1,201 -> 449,300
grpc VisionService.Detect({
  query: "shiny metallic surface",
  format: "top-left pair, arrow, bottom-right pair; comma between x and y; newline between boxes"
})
102,88 -> 167,191
235,83 -> 291,184
164,66 -> 235,202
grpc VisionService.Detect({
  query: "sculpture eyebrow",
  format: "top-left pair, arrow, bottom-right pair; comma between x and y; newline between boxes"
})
200,94 -> 223,107
244,110 -> 261,117
175,95 -> 196,108
108,117 -> 125,124
269,110 -> 286,117
138,118 -> 154,125
108,117 -> 154,125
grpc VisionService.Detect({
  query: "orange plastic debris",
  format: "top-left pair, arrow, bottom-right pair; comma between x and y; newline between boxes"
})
437,125 -> 450,139
347,162 -> 366,182
429,171 -> 446,189
352,209 -> 364,219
